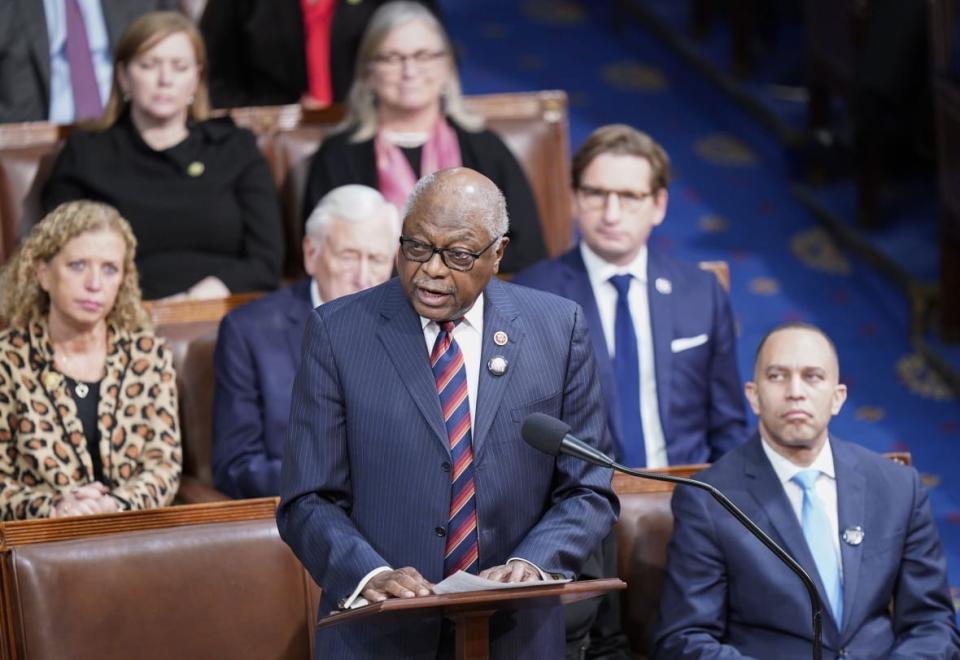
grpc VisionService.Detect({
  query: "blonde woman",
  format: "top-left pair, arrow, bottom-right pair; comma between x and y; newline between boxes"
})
42,11 -> 283,301
302,1 -> 546,274
0,201 -> 181,520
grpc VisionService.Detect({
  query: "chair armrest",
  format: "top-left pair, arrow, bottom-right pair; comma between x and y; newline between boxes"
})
176,476 -> 232,504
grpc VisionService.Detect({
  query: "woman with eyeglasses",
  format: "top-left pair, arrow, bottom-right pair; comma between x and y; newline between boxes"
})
302,1 -> 547,275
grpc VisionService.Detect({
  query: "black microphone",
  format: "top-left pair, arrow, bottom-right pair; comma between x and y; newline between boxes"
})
521,412 -> 824,660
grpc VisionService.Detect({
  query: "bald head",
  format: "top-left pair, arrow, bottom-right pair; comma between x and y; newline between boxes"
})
405,167 -> 510,243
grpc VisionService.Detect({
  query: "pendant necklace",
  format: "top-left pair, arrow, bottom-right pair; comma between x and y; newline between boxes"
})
56,352 -> 90,399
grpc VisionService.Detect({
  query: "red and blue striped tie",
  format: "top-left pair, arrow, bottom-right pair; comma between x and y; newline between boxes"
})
431,320 -> 479,576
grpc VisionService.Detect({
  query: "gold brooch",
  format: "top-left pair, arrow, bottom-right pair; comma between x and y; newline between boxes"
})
42,371 -> 62,390
187,161 -> 205,177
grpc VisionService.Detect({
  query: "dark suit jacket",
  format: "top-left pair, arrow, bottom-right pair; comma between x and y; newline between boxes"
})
654,434 -> 960,659
0,0 -> 178,123
200,0 -> 440,108
212,278 -> 312,499
277,277 -> 618,659
513,246 -> 746,466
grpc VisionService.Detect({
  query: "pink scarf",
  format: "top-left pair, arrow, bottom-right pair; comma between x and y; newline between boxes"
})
375,117 -> 462,213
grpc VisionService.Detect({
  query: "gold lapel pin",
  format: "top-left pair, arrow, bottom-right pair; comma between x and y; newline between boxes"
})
187,161 -> 205,177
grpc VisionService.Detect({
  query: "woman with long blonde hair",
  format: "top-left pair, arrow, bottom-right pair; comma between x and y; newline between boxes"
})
0,201 -> 181,520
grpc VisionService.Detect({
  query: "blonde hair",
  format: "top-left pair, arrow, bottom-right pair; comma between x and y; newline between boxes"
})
0,201 -> 150,331
342,1 -> 482,142
96,11 -> 210,130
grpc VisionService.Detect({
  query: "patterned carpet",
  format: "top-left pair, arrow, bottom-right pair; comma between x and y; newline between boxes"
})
441,0 -> 960,613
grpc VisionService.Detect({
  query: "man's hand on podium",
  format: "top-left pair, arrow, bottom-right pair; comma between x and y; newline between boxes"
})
361,567 -> 434,602
479,560 -> 541,584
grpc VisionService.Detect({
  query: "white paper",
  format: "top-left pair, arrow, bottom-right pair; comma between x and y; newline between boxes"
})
432,570 -> 571,595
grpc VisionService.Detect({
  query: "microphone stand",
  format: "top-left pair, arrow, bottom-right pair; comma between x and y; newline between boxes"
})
612,461 -> 823,660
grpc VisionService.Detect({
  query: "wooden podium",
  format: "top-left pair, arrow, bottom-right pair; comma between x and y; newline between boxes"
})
316,577 -> 625,660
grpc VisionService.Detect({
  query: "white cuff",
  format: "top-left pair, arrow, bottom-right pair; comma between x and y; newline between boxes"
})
506,557 -> 556,581
340,566 -> 392,609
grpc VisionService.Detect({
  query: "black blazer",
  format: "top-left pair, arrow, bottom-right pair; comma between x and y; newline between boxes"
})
201,0 -> 441,109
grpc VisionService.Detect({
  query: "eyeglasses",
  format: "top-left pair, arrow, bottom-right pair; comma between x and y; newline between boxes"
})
371,49 -> 448,70
577,185 -> 656,213
399,235 -> 501,272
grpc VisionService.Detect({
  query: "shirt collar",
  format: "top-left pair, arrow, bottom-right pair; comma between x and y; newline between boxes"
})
761,434 -> 836,486
419,292 -> 485,334
310,279 -> 324,308
579,241 -> 648,289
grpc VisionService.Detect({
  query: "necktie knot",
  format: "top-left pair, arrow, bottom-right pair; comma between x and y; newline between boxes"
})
609,274 -> 633,298
792,469 -> 821,491
438,319 -> 462,334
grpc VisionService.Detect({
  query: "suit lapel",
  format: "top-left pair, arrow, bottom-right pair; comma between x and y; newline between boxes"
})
561,249 -> 624,447
833,438 -> 865,636
743,437 -> 839,638
646,252 -> 674,450
473,280 -> 521,459
18,0 -> 51,97
376,280 -> 449,455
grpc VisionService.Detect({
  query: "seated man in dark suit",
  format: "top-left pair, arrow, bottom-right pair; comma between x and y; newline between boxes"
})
212,184 -> 399,498
513,124 -> 747,659
655,322 -> 960,659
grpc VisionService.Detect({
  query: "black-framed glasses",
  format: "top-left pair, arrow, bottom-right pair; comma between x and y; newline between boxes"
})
577,185 -> 655,213
371,49 -> 448,69
398,235 -> 502,272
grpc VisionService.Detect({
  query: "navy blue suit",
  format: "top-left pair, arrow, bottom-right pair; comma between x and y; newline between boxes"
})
513,246 -> 746,466
655,435 -> 960,659
277,277 -> 619,659
212,278 -> 312,498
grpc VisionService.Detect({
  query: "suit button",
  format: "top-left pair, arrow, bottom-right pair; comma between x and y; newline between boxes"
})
441,462 -> 451,472
435,526 -> 446,537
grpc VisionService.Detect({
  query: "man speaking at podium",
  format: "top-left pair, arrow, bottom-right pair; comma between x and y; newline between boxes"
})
278,167 -> 618,659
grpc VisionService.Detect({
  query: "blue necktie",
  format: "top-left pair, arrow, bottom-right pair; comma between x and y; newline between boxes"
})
431,320 -> 479,576
792,469 -> 843,626
609,274 -> 646,467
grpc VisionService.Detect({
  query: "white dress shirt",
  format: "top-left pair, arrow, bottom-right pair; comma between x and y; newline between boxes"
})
309,279 -> 324,308
761,437 -> 843,574
43,0 -> 112,123
580,242 -> 668,467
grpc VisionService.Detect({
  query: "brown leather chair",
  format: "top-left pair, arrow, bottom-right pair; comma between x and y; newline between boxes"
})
0,123 -> 63,263
612,453 -> 912,658
144,294 -> 262,502
0,498 -> 320,660
231,91 -> 573,277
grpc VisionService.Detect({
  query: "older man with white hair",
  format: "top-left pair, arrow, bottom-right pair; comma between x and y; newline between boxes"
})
212,184 -> 399,498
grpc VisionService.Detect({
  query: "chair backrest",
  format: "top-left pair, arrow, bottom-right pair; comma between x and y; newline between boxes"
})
0,91 -> 572,275
698,260 -> 730,292
612,452 -> 912,658
144,294 -> 261,500
0,498 -> 320,660
0,123 -> 65,264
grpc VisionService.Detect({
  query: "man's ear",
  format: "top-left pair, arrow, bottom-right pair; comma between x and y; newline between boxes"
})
830,383 -> 848,416
493,236 -> 509,273
744,381 -> 760,415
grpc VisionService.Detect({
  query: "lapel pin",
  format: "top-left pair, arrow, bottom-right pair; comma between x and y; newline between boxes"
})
187,161 -> 205,177
487,356 -> 508,377
493,330 -> 508,346
42,371 -> 62,390
655,277 -> 672,294
842,526 -> 864,546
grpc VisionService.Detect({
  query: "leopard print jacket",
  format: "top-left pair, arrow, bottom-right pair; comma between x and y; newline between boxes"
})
0,318 -> 182,519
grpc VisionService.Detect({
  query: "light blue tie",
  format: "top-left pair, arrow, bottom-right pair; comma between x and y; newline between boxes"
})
792,469 -> 843,626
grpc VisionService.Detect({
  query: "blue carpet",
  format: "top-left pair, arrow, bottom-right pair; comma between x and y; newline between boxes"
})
442,0 -> 960,614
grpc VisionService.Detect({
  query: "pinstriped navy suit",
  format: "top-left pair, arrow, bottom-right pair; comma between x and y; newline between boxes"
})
277,276 -> 618,659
